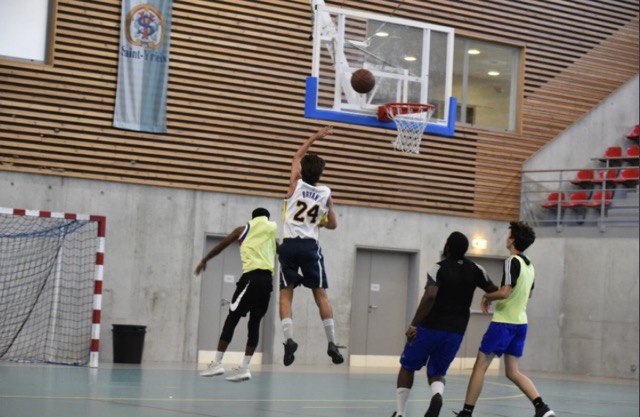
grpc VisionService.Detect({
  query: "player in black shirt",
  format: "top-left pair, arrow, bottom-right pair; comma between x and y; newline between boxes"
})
390,232 -> 498,417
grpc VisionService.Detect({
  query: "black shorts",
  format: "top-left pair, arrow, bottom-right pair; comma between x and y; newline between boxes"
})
229,269 -> 273,317
278,238 -> 328,290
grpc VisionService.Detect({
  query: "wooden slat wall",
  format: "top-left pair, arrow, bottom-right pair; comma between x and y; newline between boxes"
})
0,0 -> 637,220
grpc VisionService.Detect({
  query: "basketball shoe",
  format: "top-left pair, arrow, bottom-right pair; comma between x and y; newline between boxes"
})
424,393 -> 442,417
534,404 -> 555,417
225,366 -> 251,382
327,342 -> 344,364
199,362 -> 224,377
283,338 -> 298,366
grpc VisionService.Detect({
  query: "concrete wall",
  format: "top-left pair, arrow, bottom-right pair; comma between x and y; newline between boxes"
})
0,171 -> 508,364
524,75 -> 639,173
1,170 -> 638,379
524,237 -> 639,379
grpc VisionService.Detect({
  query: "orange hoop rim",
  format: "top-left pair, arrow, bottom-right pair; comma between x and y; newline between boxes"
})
378,102 -> 434,122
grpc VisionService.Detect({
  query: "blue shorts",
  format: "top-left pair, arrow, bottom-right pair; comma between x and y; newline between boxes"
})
400,327 -> 463,377
278,238 -> 328,290
479,322 -> 528,357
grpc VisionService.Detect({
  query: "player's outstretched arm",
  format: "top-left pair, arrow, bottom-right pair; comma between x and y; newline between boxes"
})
194,226 -> 244,275
286,125 -> 333,197
479,280 -> 499,314
481,285 -> 512,313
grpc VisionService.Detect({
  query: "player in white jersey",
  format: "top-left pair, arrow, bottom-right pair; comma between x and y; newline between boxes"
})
282,180 -> 332,240
279,125 -> 344,366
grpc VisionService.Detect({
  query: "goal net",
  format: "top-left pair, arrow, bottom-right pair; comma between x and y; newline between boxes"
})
0,208 -> 105,367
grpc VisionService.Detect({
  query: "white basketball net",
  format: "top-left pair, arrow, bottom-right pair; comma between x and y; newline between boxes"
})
387,104 -> 434,154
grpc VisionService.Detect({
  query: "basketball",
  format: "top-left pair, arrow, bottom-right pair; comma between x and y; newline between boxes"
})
350,68 -> 375,94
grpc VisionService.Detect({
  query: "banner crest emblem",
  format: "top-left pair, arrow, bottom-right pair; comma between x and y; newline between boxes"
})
125,4 -> 164,49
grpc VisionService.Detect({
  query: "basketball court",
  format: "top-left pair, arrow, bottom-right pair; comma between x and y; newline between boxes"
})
0,362 -> 637,417
0,2 -> 638,417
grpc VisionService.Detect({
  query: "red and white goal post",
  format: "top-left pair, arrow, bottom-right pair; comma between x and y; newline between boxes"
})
0,207 -> 106,367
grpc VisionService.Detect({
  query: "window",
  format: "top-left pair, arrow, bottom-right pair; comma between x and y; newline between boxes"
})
453,37 -> 521,131
0,0 -> 54,63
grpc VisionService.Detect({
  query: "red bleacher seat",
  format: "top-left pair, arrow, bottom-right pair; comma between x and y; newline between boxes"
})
584,190 -> 613,208
561,191 -> 589,208
625,144 -> 639,160
592,169 -> 618,185
598,146 -> 623,167
604,146 -> 622,158
570,170 -> 596,188
612,167 -> 640,187
541,192 -> 566,209
626,124 -> 640,140
598,146 -> 623,166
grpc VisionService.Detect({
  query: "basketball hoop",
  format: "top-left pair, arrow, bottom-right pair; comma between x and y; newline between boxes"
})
378,103 -> 435,154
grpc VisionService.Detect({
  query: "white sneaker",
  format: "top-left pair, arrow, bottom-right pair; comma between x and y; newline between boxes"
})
200,362 -> 224,377
225,366 -> 251,382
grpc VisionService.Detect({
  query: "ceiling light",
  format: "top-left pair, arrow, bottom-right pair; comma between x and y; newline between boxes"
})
468,49 -> 480,55
375,31 -> 389,37
404,56 -> 417,62
488,70 -> 500,76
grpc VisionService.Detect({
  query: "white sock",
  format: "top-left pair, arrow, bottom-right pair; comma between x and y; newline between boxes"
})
282,318 -> 293,340
396,387 -> 410,416
241,355 -> 252,368
214,351 -> 224,364
323,318 -> 336,344
431,380 -> 445,396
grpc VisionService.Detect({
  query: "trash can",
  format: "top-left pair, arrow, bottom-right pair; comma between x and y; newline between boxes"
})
112,324 -> 147,364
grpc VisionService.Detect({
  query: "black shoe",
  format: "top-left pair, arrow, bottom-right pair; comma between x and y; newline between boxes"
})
424,393 -> 443,417
283,338 -> 297,366
390,412 -> 403,417
327,342 -> 344,364
453,411 -> 472,417
534,404 -> 555,417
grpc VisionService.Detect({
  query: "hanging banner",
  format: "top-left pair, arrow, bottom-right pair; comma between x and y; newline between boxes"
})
113,0 -> 172,133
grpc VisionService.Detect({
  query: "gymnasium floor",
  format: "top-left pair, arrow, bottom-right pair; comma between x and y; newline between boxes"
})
0,362 -> 638,417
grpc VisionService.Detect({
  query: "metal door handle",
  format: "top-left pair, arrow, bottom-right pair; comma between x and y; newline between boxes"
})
221,298 -> 230,306
368,305 -> 378,310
